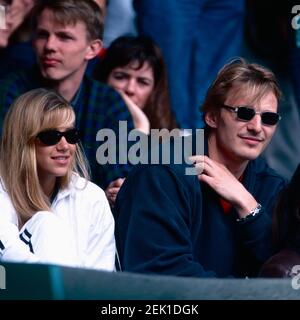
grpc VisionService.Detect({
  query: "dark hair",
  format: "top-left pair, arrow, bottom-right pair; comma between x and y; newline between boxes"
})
95,36 -> 177,130
31,0 -> 104,40
272,165 -> 300,250
202,58 -> 281,119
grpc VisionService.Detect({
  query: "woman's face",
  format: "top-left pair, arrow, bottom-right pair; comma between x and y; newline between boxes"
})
35,126 -> 76,185
107,61 -> 155,109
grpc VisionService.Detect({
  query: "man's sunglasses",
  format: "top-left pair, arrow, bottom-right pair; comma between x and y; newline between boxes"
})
222,105 -> 281,126
36,128 -> 80,146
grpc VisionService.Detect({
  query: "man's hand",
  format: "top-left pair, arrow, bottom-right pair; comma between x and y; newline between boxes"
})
189,155 -> 258,218
105,178 -> 125,207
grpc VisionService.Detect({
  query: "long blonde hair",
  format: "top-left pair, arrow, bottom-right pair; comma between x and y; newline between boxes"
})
0,88 -> 89,224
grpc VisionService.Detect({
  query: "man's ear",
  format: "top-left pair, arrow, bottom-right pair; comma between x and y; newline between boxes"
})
85,39 -> 102,60
204,110 -> 219,129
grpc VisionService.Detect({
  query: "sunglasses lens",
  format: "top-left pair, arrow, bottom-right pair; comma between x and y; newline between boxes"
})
237,107 -> 255,121
261,112 -> 280,125
37,131 -> 61,146
64,129 -> 80,144
37,129 -> 80,145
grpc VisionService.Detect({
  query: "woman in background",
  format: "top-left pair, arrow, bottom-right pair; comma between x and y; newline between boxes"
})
95,35 -> 177,134
95,36 -> 178,204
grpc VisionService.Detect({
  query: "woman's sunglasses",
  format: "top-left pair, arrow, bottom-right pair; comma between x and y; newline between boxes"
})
222,105 -> 281,126
36,128 -> 80,146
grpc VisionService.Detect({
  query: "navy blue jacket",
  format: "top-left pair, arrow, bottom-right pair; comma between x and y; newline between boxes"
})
114,136 -> 286,277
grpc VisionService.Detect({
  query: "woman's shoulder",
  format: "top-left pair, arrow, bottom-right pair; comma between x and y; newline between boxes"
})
0,179 -> 19,223
0,180 -> 12,203
70,175 -> 106,200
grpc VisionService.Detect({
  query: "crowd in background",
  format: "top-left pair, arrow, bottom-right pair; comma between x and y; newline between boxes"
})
0,0 -> 300,279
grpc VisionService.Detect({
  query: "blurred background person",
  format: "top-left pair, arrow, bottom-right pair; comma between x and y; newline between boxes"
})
95,35 -> 177,133
259,164 -> 300,278
0,0 -> 36,78
95,35 -> 178,206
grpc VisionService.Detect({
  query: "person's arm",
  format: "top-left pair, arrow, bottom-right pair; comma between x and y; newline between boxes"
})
236,173 -> 284,265
0,188 -> 79,266
0,189 -> 38,263
115,164 -> 216,277
0,210 -> 79,267
85,188 -> 116,271
189,155 -> 258,218
105,177 -> 125,207
190,155 -> 286,264
118,91 -> 150,135
0,216 -> 39,263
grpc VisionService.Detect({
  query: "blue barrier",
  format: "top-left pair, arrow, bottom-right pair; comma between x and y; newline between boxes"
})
0,262 -> 299,300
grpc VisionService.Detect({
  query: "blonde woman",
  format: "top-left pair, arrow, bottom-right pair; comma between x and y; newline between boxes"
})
0,88 -> 115,271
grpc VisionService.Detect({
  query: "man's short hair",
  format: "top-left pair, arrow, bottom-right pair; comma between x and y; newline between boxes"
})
31,0 -> 104,40
201,58 -> 282,116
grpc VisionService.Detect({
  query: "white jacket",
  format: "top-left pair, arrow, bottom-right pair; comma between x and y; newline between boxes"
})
0,174 -> 116,271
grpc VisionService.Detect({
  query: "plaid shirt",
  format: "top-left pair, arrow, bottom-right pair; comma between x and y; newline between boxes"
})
0,67 -> 134,189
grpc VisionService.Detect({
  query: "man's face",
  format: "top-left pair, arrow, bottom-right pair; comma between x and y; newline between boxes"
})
33,8 -> 94,83
207,89 -> 279,163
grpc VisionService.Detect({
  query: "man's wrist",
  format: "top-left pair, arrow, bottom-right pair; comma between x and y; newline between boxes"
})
236,203 -> 262,222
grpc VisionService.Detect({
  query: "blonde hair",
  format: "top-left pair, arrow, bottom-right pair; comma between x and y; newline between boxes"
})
0,88 -> 89,224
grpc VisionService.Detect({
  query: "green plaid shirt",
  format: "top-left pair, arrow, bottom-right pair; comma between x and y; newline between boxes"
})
0,67 -> 134,189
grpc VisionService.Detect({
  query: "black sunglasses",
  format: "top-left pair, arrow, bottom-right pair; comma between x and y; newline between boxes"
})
36,128 -> 80,146
221,105 -> 281,126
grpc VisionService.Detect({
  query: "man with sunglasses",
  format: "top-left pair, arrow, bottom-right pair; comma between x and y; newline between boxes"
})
0,0 -> 134,190
114,58 -> 287,277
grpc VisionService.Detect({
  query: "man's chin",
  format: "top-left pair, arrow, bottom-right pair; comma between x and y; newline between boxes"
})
40,68 -> 62,81
240,150 -> 262,161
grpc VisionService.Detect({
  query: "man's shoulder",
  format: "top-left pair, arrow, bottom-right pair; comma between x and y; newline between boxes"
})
0,69 -> 39,128
124,157 -> 199,193
125,133 -> 203,182
82,76 -> 121,99
80,76 -> 131,119
252,157 -> 286,180
0,68 -> 38,102
0,67 -> 37,88
0,72 -> 25,95
69,175 -> 106,200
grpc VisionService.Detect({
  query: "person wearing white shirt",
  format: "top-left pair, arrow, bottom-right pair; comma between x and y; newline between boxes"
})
0,88 -> 116,271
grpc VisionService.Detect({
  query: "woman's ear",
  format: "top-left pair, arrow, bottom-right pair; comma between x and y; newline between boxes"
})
204,110 -> 219,129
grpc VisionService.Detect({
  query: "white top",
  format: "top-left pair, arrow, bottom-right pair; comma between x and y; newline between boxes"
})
0,174 -> 116,271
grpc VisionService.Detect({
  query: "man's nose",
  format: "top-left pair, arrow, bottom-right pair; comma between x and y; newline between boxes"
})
44,35 -> 57,50
247,114 -> 262,133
